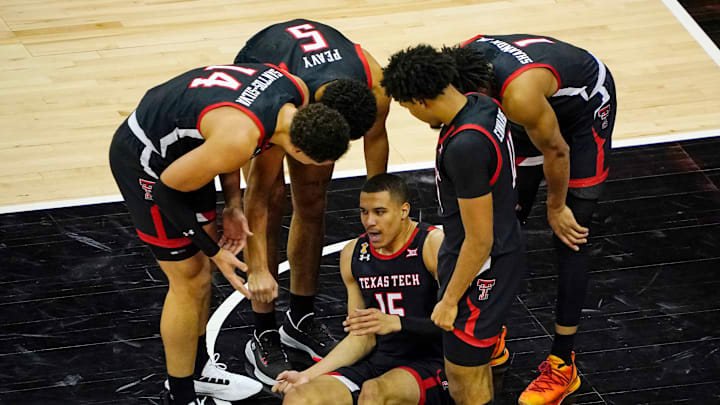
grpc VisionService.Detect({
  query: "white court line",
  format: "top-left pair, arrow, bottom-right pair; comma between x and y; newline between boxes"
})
205,239 -> 353,358
2,127 -> 720,215
663,0 -> 720,68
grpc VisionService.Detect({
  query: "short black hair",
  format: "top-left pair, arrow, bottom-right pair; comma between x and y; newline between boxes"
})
442,45 -> 496,97
361,173 -> 411,204
381,44 -> 457,102
320,79 -> 377,140
290,103 -> 350,162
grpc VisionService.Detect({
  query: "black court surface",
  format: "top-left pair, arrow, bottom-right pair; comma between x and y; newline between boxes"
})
3,3 -> 720,404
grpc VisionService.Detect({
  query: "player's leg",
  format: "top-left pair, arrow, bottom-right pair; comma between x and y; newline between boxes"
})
241,163 -> 292,385
510,122 -> 545,224
283,375 -> 355,405
280,156 -> 338,359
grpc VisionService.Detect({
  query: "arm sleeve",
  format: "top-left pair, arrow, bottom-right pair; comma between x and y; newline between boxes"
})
152,179 -> 220,257
442,130 -> 497,199
400,316 -> 443,338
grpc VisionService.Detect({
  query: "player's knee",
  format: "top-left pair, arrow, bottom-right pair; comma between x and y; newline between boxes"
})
167,259 -> 212,299
448,382 -> 491,405
358,379 -> 384,404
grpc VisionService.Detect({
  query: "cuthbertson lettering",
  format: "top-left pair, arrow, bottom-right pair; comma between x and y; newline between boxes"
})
235,68 -> 285,107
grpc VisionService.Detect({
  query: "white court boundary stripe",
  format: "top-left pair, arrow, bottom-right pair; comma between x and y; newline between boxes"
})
205,239 -> 354,358
2,129 -> 720,214
663,0 -> 720,68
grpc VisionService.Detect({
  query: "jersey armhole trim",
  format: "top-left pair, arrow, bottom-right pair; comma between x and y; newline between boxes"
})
197,101 -> 266,148
449,124 -> 502,186
265,63 -> 308,105
499,63 -> 562,98
354,44 -> 373,88
460,34 -> 484,48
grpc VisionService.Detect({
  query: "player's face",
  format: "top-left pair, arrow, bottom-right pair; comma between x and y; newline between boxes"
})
398,100 -> 442,128
359,190 -> 409,249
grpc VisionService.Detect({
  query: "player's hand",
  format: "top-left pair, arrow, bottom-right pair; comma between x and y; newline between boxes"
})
219,207 -> 253,254
210,249 -> 251,298
547,204 -> 589,251
343,308 -> 401,336
247,267 -> 278,303
431,299 -> 457,332
272,370 -> 310,395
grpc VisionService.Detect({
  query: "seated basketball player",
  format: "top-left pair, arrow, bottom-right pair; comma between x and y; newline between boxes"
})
108,62 -> 350,405
382,45 -> 527,405
270,174 -> 460,405
445,35 -> 616,404
233,19 -> 392,384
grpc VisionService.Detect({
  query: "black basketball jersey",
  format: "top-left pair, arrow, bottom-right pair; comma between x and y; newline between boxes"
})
461,34 -> 609,137
234,19 -> 371,100
435,94 -> 523,288
129,63 -> 305,179
350,222 -> 442,359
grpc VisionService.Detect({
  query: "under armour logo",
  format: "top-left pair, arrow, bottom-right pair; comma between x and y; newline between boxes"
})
405,248 -> 418,258
476,279 -> 496,301
359,254 -> 370,262
182,229 -> 195,237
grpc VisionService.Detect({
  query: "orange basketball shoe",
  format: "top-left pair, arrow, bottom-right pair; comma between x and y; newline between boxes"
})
490,325 -> 509,367
518,352 -> 581,405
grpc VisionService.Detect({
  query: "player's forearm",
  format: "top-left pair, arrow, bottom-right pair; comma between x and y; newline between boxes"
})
441,236 -> 492,304
303,334 -> 375,379
527,125 -> 570,211
243,182 -> 270,271
363,127 -> 389,178
219,171 -> 243,208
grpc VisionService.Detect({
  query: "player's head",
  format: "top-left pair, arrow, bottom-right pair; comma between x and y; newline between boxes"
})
289,103 -> 351,165
381,44 -> 457,127
320,79 -> 377,140
359,174 -> 411,250
442,45 -> 496,97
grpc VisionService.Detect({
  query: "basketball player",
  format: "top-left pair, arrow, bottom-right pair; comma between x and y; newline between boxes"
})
109,62 -> 350,405
445,34 -> 617,404
270,173 -> 453,405
233,19 -> 391,383
381,45 -> 526,405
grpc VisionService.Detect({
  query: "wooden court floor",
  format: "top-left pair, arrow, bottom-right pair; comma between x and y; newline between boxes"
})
1,1 -> 720,405
1,0 -> 720,209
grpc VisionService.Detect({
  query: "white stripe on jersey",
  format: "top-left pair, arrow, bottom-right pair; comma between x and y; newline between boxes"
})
159,128 -> 203,158
128,111 -> 159,179
550,52 -> 610,118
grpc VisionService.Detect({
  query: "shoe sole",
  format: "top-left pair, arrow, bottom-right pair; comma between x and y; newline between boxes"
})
163,379 -> 260,402
244,340 -> 284,386
279,325 -> 324,361
517,375 -> 581,405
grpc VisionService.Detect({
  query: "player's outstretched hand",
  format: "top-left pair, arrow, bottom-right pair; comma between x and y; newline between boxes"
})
219,207 -> 253,254
210,249 -> 251,298
547,204 -> 589,251
431,299 -> 457,332
343,308 -> 401,336
273,370 -> 310,395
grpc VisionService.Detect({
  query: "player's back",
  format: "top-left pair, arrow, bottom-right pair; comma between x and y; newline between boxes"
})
234,19 -> 371,99
130,63 -> 304,174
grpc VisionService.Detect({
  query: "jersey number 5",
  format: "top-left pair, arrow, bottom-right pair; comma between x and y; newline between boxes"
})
189,65 -> 258,90
374,292 -> 405,316
286,23 -> 329,53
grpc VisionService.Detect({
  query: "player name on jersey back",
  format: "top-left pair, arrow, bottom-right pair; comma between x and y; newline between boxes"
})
302,48 -> 343,69
477,37 -> 534,65
235,68 -> 286,107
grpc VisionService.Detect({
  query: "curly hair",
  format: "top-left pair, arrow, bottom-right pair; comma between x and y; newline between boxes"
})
381,44 -> 457,102
361,173 -> 411,205
442,45 -> 496,97
290,103 -> 350,162
320,79 -> 377,140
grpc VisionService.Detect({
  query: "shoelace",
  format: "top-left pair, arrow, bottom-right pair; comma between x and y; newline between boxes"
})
527,361 -> 572,393
305,320 -> 337,347
259,336 -> 289,364
201,353 -> 230,384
